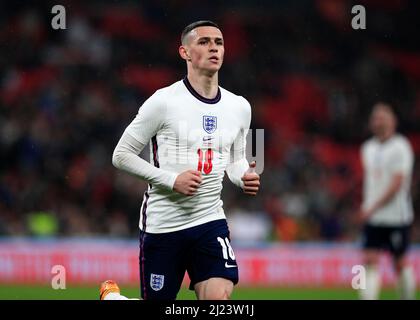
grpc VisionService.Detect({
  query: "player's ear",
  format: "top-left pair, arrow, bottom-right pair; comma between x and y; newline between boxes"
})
393,114 -> 399,128
179,45 -> 191,61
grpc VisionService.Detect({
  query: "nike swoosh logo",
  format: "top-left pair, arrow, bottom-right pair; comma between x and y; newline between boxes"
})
225,262 -> 237,268
203,136 -> 214,141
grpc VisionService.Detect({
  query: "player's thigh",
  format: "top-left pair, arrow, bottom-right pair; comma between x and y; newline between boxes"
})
194,277 -> 234,300
140,230 -> 188,300
389,225 -> 411,271
187,219 -> 238,294
362,249 -> 380,265
362,225 -> 387,264
393,253 -> 410,273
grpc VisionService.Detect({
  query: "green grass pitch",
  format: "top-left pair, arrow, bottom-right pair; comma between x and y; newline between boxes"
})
1,285 -> 419,300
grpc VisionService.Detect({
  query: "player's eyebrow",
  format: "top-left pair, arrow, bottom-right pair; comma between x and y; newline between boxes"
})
196,36 -> 224,42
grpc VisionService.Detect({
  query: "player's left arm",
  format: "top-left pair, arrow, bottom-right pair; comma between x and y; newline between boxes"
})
225,98 -> 260,196
241,161 -> 260,196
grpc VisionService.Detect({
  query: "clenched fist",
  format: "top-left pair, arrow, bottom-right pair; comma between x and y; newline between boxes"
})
173,170 -> 203,196
241,161 -> 260,196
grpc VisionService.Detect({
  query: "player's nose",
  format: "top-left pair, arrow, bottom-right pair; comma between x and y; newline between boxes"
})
209,42 -> 218,52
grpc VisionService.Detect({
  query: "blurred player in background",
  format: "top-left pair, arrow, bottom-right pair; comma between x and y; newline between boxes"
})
101,20 -> 260,300
357,102 -> 415,300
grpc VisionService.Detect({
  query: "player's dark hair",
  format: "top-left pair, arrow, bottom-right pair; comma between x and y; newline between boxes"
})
181,20 -> 220,44
372,101 -> 396,116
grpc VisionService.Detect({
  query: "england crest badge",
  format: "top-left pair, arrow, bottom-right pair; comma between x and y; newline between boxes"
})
150,273 -> 165,291
203,115 -> 217,134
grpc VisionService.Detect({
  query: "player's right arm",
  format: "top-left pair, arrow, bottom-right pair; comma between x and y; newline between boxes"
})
112,90 -> 177,190
112,90 -> 201,195
173,170 -> 202,196
112,133 -> 177,190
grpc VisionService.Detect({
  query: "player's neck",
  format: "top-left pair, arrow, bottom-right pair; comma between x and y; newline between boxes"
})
186,72 -> 219,100
377,131 -> 395,143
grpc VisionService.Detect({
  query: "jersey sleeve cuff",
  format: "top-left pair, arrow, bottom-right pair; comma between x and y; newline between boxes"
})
162,171 -> 178,190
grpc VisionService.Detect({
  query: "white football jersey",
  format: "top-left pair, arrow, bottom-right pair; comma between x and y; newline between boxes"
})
125,78 -> 251,233
361,134 -> 414,226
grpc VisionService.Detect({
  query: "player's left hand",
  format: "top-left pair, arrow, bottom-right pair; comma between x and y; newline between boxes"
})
241,161 -> 260,196
354,208 -> 374,225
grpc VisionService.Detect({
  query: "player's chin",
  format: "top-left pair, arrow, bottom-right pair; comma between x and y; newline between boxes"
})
204,62 -> 222,72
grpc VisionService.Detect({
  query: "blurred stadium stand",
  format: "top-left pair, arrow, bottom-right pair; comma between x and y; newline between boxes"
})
0,0 -> 419,244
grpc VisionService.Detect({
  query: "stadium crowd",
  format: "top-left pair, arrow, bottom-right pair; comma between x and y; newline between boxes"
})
1,0 -> 419,242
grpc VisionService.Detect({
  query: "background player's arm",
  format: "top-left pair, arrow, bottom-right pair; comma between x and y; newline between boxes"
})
358,173 -> 404,221
358,144 -> 410,222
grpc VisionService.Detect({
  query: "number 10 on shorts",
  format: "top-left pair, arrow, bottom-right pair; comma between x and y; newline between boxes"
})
217,237 -> 236,260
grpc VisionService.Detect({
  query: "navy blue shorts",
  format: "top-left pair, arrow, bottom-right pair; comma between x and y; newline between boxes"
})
362,224 -> 411,258
139,219 -> 239,300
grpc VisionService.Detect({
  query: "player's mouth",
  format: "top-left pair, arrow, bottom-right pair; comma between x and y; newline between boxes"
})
209,56 -> 219,63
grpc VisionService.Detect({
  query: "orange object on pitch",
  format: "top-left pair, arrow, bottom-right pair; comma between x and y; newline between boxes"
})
99,280 -> 120,300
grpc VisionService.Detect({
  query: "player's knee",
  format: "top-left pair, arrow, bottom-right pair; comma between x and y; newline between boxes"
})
364,258 -> 378,266
393,255 -> 407,273
218,283 -> 233,300
196,279 -> 233,300
363,251 -> 379,266
205,286 -> 232,300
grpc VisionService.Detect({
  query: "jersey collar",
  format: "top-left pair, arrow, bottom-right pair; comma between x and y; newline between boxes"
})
183,76 -> 221,104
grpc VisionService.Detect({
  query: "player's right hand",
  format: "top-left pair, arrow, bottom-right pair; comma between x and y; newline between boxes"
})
173,170 -> 203,196
353,207 -> 374,225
